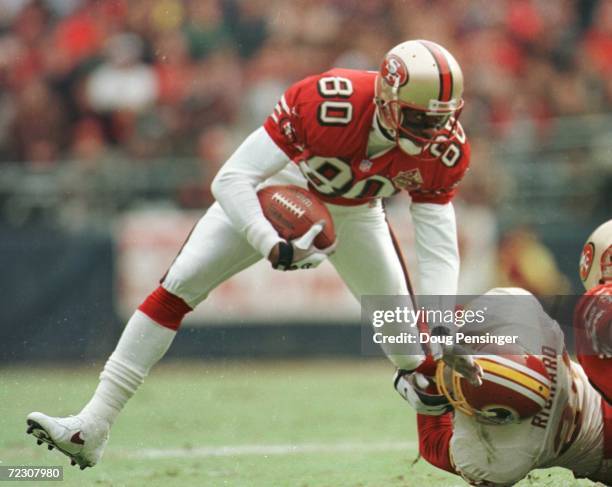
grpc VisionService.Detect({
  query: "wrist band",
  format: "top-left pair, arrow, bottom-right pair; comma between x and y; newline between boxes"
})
274,241 -> 294,270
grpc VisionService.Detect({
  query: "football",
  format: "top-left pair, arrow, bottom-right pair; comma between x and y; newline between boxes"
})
257,185 -> 336,249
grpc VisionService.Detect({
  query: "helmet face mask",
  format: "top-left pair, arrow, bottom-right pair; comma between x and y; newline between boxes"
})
447,367 -> 521,425
375,98 -> 464,156
397,101 -> 462,142
375,40 -> 464,155
400,106 -> 451,134
435,360 -> 522,426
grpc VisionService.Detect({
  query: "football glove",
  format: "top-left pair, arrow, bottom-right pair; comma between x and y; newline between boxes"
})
272,221 -> 336,271
393,370 -> 452,416
430,326 -> 483,387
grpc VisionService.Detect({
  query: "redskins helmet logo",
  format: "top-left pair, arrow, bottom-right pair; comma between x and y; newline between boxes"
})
580,242 -> 594,282
381,54 -> 409,87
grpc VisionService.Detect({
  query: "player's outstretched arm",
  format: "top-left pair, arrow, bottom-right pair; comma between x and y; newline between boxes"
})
211,127 -> 290,259
410,202 -> 483,385
409,202 -> 460,295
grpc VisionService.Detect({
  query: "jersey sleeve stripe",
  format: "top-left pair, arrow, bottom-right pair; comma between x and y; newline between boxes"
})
479,360 -> 550,401
280,95 -> 291,114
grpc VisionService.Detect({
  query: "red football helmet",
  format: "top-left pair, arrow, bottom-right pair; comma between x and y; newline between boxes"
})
436,352 -> 552,425
375,40 -> 464,155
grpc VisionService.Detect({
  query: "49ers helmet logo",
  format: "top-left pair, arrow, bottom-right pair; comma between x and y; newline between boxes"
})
381,54 -> 409,87
580,242 -> 594,281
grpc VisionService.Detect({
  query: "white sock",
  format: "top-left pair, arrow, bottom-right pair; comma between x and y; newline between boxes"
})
80,310 -> 176,425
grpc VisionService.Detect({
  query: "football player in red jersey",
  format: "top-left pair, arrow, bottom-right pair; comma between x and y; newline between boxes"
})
26,40 -> 479,468
574,219 -> 612,404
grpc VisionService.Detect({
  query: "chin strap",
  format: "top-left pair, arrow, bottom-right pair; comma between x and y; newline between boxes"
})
374,114 -> 395,142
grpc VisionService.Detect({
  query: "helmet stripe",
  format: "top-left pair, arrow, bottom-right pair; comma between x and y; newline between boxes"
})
478,359 -> 550,400
419,40 -> 453,102
482,372 -> 548,408
486,355 -> 550,385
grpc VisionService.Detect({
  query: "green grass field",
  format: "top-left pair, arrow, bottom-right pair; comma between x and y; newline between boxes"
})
0,360 -> 601,486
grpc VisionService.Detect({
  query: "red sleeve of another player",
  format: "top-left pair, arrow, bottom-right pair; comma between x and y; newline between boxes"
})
578,353 -> 612,404
410,138 -> 471,205
417,413 -> 456,474
263,78 -> 314,160
574,289 -> 612,404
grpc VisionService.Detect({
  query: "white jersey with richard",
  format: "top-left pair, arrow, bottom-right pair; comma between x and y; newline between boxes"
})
449,288 -> 605,486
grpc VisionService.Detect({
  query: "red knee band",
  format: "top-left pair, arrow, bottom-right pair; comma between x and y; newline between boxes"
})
138,286 -> 192,330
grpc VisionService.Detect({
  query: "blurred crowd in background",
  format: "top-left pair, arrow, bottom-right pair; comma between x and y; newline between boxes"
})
0,0 -> 608,166
0,0 -> 610,294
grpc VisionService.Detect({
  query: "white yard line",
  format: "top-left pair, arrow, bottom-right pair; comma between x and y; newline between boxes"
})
127,441 -> 417,459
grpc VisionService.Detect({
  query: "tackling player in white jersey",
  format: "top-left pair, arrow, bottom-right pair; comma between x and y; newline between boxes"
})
25,39 -> 481,469
395,288 -> 612,486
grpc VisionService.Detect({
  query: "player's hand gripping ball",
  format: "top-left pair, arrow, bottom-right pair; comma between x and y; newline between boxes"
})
258,185 -> 337,270
257,185 -> 336,250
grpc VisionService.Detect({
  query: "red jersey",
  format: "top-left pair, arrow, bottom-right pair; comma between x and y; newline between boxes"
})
263,69 -> 470,206
574,283 -> 612,404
